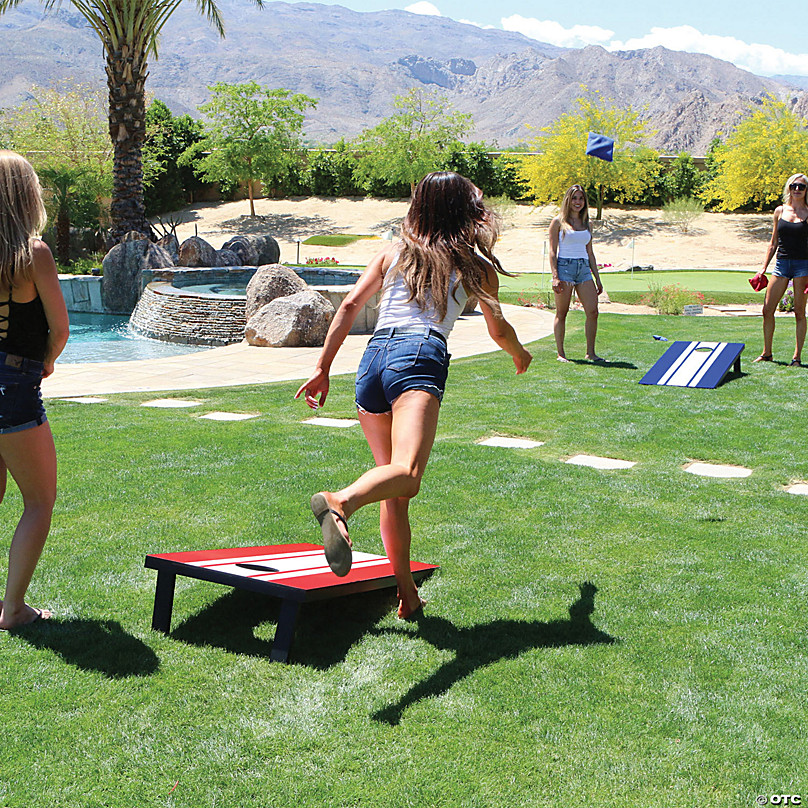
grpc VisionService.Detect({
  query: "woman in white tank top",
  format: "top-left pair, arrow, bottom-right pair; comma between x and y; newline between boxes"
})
548,184 -> 604,362
297,172 -> 532,618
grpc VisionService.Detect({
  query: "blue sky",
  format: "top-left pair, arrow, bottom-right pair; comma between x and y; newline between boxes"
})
314,0 -> 807,76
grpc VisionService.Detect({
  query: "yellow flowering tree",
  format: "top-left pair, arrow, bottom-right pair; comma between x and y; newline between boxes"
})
701,97 -> 808,211
520,92 -> 659,218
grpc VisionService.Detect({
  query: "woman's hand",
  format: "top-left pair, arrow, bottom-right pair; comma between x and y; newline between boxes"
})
42,361 -> 55,379
295,368 -> 329,409
551,276 -> 566,293
513,347 -> 532,374
594,278 -> 603,295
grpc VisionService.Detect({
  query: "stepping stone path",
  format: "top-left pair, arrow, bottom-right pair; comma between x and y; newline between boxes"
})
198,412 -> 258,422
477,436 -> 544,449
785,483 -> 808,496
141,399 -> 202,408
60,396 -> 107,404
303,417 -> 360,428
683,461 -> 752,478
566,454 -> 636,470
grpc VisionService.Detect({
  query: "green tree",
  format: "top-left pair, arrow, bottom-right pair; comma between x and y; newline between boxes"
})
701,97 -> 808,211
183,82 -> 317,216
0,0 -> 266,243
662,152 -> 703,201
37,165 -> 90,265
305,140 -> 362,197
520,92 -> 659,218
353,89 -> 473,194
143,100 -> 205,215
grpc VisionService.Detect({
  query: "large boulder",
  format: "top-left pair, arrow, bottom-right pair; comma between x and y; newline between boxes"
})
101,233 -> 172,314
221,235 -> 259,266
178,236 -> 217,267
221,234 -> 280,266
246,291 -> 335,347
156,233 -> 180,264
245,264 -> 308,319
213,248 -> 240,267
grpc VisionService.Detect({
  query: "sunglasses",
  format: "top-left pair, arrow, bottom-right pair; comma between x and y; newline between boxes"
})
790,183 -> 807,191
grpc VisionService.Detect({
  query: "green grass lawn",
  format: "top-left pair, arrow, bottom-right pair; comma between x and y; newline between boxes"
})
304,234 -> 378,247
3,314 -> 807,807
500,270 -> 767,307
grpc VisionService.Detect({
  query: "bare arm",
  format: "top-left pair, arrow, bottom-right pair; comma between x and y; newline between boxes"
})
586,235 -> 603,295
548,218 -> 566,293
31,240 -> 69,378
759,207 -> 782,276
295,246 -> 392,408
478,260 -> 532,374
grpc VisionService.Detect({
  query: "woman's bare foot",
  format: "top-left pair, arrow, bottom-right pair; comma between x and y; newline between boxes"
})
397,589 -> 425,620
0,604 -> 52,630
585,354 -> 605,362
556,355 -> 570,363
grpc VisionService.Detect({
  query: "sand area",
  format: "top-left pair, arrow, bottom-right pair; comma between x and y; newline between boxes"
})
165,196 -> 770,275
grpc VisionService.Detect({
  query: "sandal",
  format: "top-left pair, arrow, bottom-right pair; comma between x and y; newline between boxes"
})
310,493 -> 352,577
790,359 -> 803,367
753,354 -> 773,363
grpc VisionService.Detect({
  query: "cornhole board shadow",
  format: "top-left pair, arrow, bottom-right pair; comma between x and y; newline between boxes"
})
639,341 -> 744,388
144,543 -> 438,663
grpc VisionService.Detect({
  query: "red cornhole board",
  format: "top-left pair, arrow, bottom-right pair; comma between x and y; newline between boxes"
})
144,543 -> 438,663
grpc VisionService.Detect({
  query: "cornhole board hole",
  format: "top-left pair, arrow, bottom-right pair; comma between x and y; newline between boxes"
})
144,543 -> 438,663
639,341 -> 744,388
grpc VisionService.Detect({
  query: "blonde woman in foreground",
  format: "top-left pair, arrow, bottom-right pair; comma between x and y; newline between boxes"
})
0,151 -> 69,629
548,184 -> 604,362
751,173 -> 808,366
296,171 -> 532,619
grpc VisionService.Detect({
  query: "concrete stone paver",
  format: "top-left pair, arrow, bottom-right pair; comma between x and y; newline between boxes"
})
43,305 -> 554,398
566,454 -> 636,470
684,461 -> 752,478
477,436 -> 544,449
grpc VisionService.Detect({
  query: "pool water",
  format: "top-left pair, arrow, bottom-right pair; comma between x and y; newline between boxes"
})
59,312 -> 208,363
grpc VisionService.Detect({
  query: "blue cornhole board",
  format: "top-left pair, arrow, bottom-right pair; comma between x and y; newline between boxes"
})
640,341 -> 744,388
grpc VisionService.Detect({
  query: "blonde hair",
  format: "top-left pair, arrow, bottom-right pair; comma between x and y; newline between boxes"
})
392,171 -> 510,321
0,150 -> 47,289
783,173 -> 808,207
558,184 -> 590,232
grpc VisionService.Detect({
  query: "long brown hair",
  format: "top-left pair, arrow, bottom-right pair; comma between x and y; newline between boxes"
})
558,184 -> 590,232
0,150 -> 47,288
390,171 -> 510,320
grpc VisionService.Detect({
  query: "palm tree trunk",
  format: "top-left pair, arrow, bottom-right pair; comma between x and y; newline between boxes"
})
56,207 -> 71,266
106,44 -> 151,244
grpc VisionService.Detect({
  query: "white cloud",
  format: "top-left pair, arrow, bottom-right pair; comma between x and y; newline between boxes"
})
405,1 -> 442,16
501,16 -> 808,77
501,15 -> 613,49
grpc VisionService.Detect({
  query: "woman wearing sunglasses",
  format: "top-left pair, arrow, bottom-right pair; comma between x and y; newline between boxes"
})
751,173 -> 808,365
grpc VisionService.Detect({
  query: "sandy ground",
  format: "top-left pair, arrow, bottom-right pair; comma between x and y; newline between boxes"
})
163,196 -> 771,275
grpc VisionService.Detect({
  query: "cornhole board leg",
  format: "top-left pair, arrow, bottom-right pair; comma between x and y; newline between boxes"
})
151,570 -> 176,634
270,599 -> 301,663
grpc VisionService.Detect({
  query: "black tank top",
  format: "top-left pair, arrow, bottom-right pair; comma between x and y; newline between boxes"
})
776,218 -> 808,260
0,293 -> 49,362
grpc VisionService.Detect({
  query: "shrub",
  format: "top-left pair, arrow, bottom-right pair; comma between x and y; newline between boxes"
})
662,197 -> 705,234
778,282 -> 795,312
641,282 -> 705,315
517,289 -> 555,310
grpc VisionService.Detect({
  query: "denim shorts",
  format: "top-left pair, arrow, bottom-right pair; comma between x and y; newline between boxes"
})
355,326 -> 451,414
773,258 -> 808,279
0,353 -> 47,434
556,257 -> 593,285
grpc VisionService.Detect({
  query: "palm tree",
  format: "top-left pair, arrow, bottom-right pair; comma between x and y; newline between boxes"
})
0,1 -> 265,244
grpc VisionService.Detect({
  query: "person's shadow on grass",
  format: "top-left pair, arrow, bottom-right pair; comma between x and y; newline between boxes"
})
370,582 -> 615,725
13,618 -> 159,678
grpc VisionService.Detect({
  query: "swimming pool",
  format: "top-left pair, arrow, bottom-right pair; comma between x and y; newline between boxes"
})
59,312 -> 208,363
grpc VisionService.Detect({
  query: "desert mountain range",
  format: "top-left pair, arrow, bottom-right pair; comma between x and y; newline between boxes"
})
2,0 -> 806,153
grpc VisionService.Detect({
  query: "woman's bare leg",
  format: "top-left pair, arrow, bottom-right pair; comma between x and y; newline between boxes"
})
792,277 -> 808,362
0,422 -> 56,629
553,283 -> 574,360
319,391 -> 440,615
576,280 -> 601,360
759,275 -> 790,359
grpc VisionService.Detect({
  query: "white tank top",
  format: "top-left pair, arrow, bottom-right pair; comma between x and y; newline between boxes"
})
375,258 -> 469,338
557,227 -> 591,260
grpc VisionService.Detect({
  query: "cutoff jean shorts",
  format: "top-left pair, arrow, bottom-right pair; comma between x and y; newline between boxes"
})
556,257 -> 593,286
772,257 -> 808,279
0,352 -> 47,435
355,326 -> 451,414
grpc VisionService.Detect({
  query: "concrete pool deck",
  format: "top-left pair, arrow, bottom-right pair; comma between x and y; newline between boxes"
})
43,304 -> 555,398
